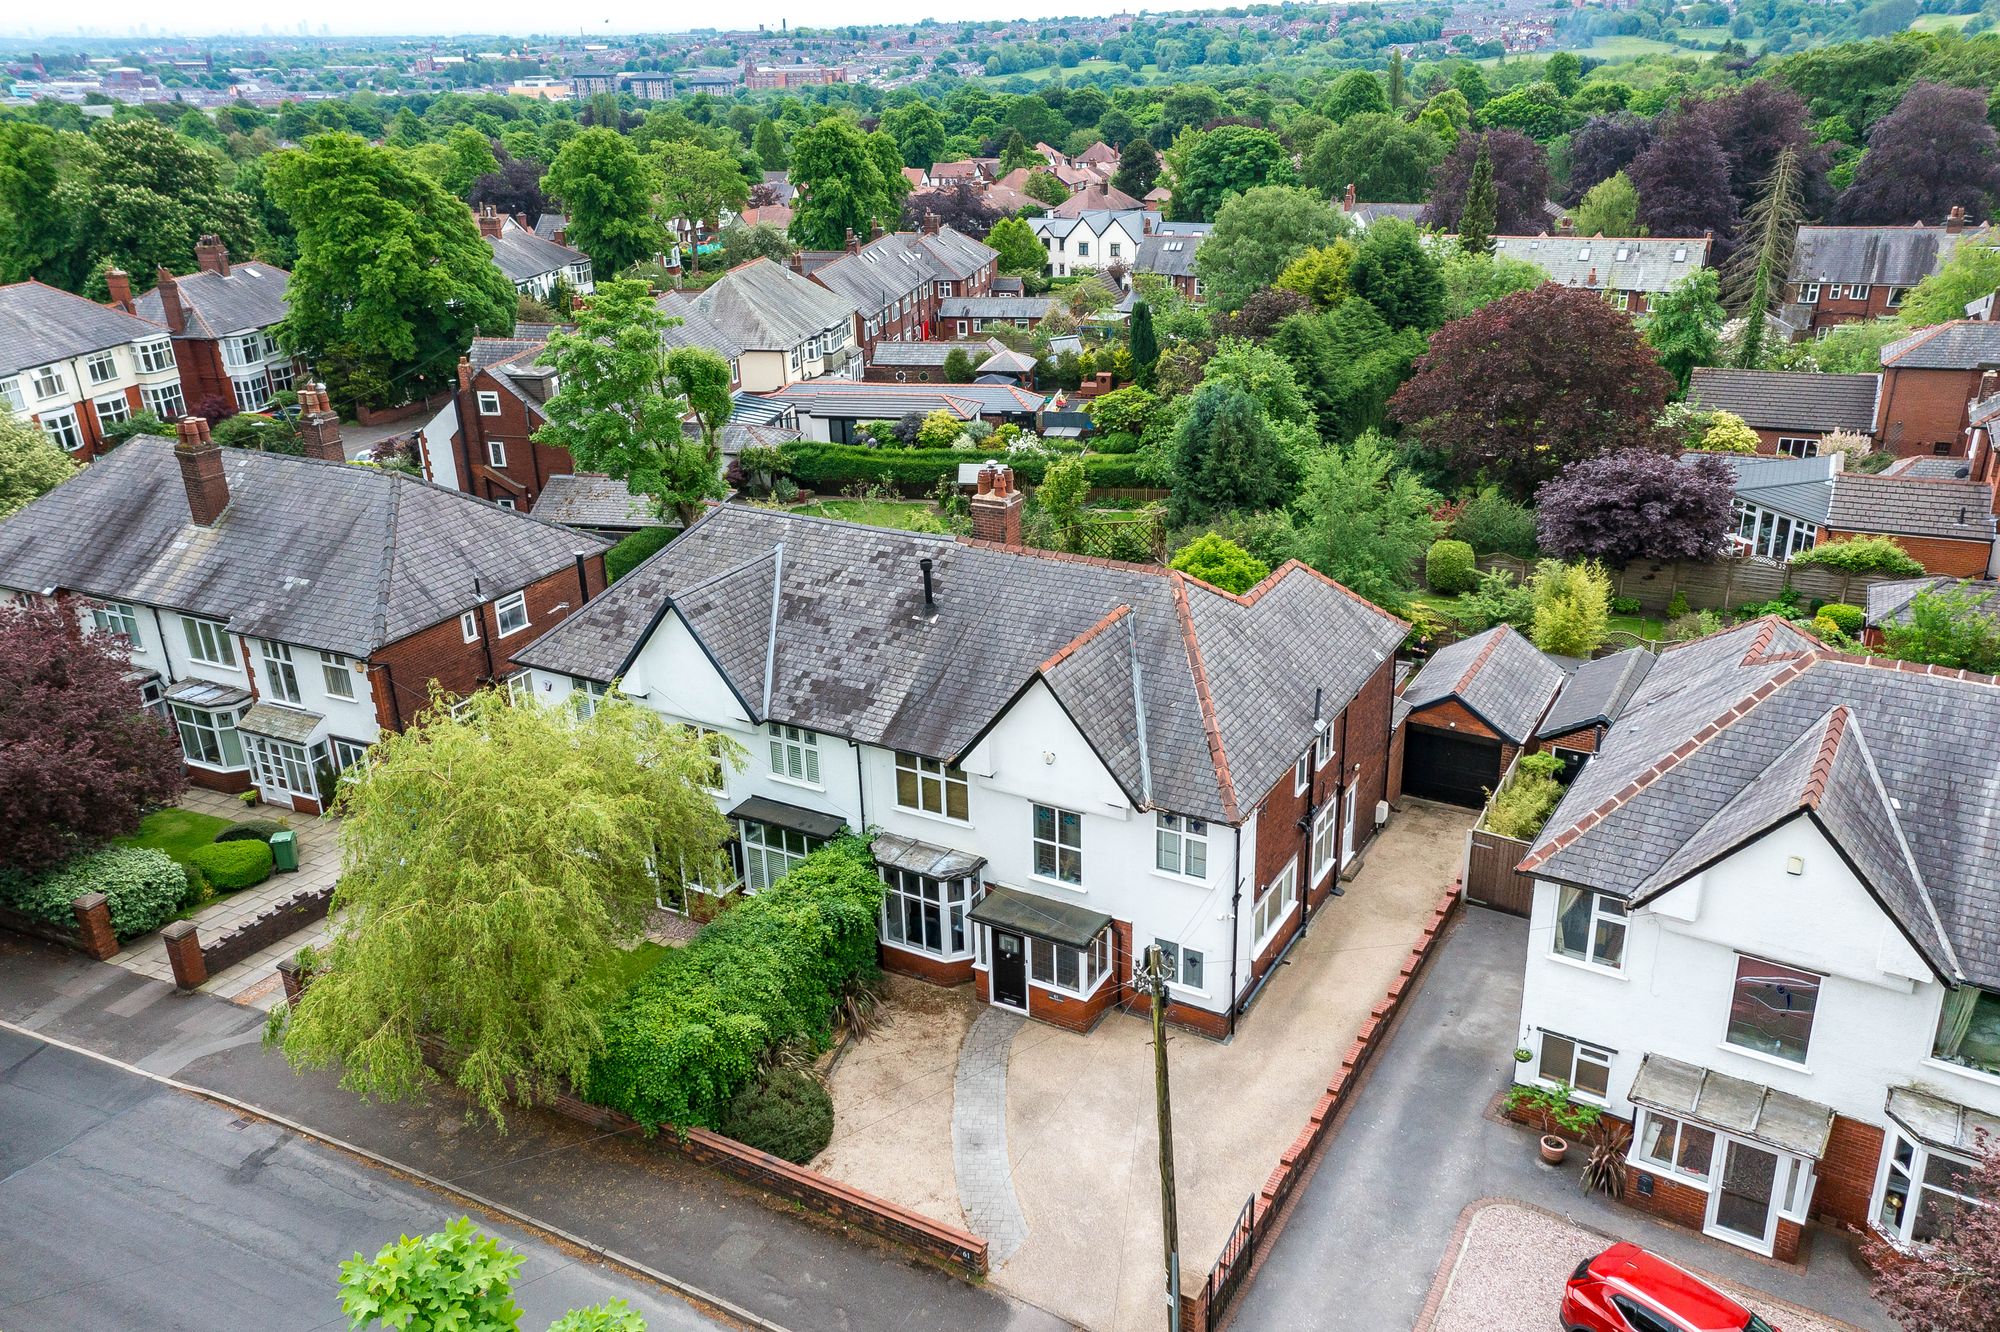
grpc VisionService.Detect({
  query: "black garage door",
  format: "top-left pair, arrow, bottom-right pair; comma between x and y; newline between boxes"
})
1404,726 -> 1503,807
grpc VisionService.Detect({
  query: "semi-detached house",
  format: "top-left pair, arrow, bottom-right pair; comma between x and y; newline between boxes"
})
675,257 -> 861,391
0,279 -> 185,462
797,218 -> 998,359
128,237 -> 299,416
511,464 -> 1408,1036
0,402 -> 608,813
1513,619 -> 2000,1263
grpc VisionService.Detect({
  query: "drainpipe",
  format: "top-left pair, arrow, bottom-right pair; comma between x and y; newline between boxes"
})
149,605 -> 177,684
1299,688 -> 1326,931
472,583 -> 497,684
851,739 -> 867,831
574,552 -> 592,606
1226,824 -> 1243,1038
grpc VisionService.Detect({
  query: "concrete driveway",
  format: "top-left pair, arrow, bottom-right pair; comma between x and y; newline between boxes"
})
987,800 -> 1477,1331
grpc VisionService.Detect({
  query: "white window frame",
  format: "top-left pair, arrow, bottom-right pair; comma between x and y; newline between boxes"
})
880,866 -> 977,959
1535,1029 -> 1613,1102
259,639 -> 302,704
460,609 -> 480,643
486,438 -> 507,468
1154,937 -> 1205,993
231,373 -> 272,413
136,339 -> 176,374
1552,885 -> 1628,971
1635,1109 -> 1717,1186
321,652 -> 356,700
91,601 -> 141,646
1154,812 -> 1209,880
248,733 -> 316,799
767,723 -> 822,786
1847,284 -> 1871,301
894,751 -> 969,821
224,332 -> 262,369
1027,928 -> 1112,998
494,497 -> 517,510
39,408 -> 83,453
266,361 -> 295,392
493,591 -> 529,637
141,383 -> 184,419
0,377 -> 22,412
476,390 -> 502,416
1798,282 -> 1820,304
29,365 -> 65,400
1723,953 -> 1820,1067
1032,803 -> 1083,886
93,392 -> 131,426
1251,858 -> 1298,950
182,616 -> 238,667
1315,725 -> 1333,768
170,702 -> 246,770
1872,1126 -> 1985,1248
1294,752 -> 1311,795
84,350 -> 119,385
740,818 -> 817,893
1310,803 -> 1337,885
329,736 -> 372,772
1886,286 -> 1906,308
1776,436 -> 1819,458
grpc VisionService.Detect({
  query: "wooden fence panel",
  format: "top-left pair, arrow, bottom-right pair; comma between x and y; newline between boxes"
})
1464,828 -> 1536,916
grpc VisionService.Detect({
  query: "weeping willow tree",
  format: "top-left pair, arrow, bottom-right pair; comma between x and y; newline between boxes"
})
281,686 -> 736,1124
1725,146 -> 1803,370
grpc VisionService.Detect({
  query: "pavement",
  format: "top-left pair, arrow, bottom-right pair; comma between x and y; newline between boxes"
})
1230,908 -> 1893,1332
1420,1201 -> 1863,1332
0,934 -> 1072,1332
0,1027 -> 727,1332
988,799 -> 1476,1332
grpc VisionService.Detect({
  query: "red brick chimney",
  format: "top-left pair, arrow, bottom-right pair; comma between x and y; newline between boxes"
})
475,204 -> 505,239
1947,205 -> 1966,234
194,234 -> 230,276
174,416 -> 228,526
105,268 -> 134,314
1343,182 -> 1356,212
788,250 -> 806,274
870,221 -> 884,241
922,210 -> 940,237
971,461 -> 1023,546
297,383 -> 345,462
154,268 -> 186,334
845,226 -> 860,255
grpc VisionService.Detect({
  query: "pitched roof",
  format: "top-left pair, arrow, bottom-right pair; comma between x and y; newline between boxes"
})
1880,320 -> 2000,370
866,340 -> 999,368
1052,183 -> 1142,216
1348,201 -> 1425,227
0,281 -> 167,377
1489,234 -> 1710,294
805,227 -> 997,315
1864,575 -> 2000,629
0,439 -> 606,657
1395,625 -> 1566,744
1827,471 -> 1997,543
1134,232 -> 1202,279
1537,648 -> 1656,738
758,379 -> 1044,419
512,505 -> 1407,824
1520,618 -> 2000,985
655,296 -> 745,361
1790,223 -> 1986,288
939,295 -> 1052,319
484,216 -> 590,286
132,262 -> 291,339
1685,369 -> 1881,434
534,473 -> 666,529
1685,452 -> 1839,524
686,258 -> 860,351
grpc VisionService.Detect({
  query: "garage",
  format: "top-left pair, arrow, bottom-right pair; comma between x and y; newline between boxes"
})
1403,726 -> 1504,806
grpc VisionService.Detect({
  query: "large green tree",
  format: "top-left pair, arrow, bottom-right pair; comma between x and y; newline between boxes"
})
986,215 -> 1045,275
1643,268 -> 1727,392
1894,235 -> 2000,327
536,280 -> 728,526
440,125 -> 501,198
1291,432 -> 1440,608
0,415 -> 76,519
1196,185 -> 1347,312
282,686 -> 732,1124
1724,146 -> 1803,370
1346,219 -> 1444,332
654,140 -> 748,274
1320,70 -> 1391,123
881,102 -> 947,170
1574,171 -> 1640,239
788,117 -> 902,250
1167,382 -> 1296,523
1165,125 -> 1292,222
0,123 -> 86,288
268,133 -> 515,408
80,118 -> 255,286
1303,113 -> 1444,204
544,129 -> 665,276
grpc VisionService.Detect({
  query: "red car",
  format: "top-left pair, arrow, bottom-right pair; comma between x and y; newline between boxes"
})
1562,1243 -> 1780,1332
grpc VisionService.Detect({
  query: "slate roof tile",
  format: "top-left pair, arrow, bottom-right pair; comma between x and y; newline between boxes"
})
1686,369 -> 1881,434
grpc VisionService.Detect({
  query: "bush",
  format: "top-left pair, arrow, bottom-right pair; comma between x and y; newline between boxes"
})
1451,487 -> 1539,559
215,819 -> 288,844
0,847 -> 187,939
588,837 -> 884,1131
188,839 -> 274,891
1817,602 -> 1865,636
780,444 -> 1148,495
1663,610 -> 1724,641
1610,596 -> 1641,615
1788,535 -> 1924,576
1529,560 -> 1613,658
1095,430 -> 1142,454
716,1065 -> 835,1164
1170,533 -> 1270,593
1666,589 -> 1690,618
1425,539 -> 1478,594
1484,766 -> 1566,840
605,526 -> 676,582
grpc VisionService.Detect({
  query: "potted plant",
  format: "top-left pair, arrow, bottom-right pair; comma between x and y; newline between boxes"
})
1541,1133 -> 1570,1166
1505,1081 -> 1602,1166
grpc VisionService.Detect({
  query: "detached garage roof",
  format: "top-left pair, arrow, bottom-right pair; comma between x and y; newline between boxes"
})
1685,368 -> 1881,434
1395,625 -> 1565,745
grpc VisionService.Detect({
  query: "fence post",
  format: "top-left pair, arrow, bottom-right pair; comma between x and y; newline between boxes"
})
70,893 -> 119,961
161,920 -> 208,992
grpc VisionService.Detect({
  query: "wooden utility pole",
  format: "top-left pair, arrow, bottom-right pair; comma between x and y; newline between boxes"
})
1142,944 -> 1183,1332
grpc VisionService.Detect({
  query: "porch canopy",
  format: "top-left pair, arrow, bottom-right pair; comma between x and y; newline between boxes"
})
969,885 -> 1110,950
872,831 -> 984,880
237,701 -> 323,744
1886,1085 -> 2000,1154
165,677 -> 252,710
1629,1053 -> 1836,1159
728,794 -> 846,842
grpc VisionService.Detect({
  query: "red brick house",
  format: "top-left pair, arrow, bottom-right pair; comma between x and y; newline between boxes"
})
1390,625 -> 1567,806
1783,215 -> 1988,339
1685,369 -> 1882,456
1876,321 -> 2000,457
130,236 -> 300,416
797,218 -> 998,360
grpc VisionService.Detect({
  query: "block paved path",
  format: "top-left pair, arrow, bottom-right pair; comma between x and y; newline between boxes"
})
953,1006 -> 1029,1262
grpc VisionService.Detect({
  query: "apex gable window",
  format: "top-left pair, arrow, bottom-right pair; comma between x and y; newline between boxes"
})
1554,886 -> 1628,969
84,350 -> 118,385
1032,804 -> 1083,885
895,752 -> 969,820
768,723 -> 822,785
259,640 -> 301,704
1724,954 -> 1820,1065
1536,1030 -> 1612,1099
182,616 -> 238,667
1154,812 -> 1208,879
91,602 -> 141,646
321,652 -> 357,700
493,592 -> 529,637
476,390 -> 502,416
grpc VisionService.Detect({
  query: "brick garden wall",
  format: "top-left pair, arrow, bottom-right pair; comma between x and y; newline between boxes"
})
1814,1115 -> 1886,1231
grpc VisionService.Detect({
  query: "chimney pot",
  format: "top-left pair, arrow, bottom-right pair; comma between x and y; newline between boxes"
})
1948,205 -> 1966,234
919,556 -> 936,608
846,226 -> 859,255
923,210 -> 940,236
194,234 -> 229,276
971,462 -> 1023,545
299,381 -> 345,462
174,416 -> 228,526
475,204 -> 505,239
105,268 -> 134,313
871,221 -> 884,241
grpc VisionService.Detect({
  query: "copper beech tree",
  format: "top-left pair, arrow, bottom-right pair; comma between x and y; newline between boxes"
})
1866,1146 -> 2000,1332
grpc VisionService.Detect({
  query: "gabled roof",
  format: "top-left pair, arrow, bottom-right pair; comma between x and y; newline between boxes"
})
1348,201 -> 1425,227
484,216 -> 589,286
1537,648 -> 1656,738
758,379 -> 1044,419
1489,234 -> 1709,294
467,337 -> 559,423
1685,369 -> 1881,434
939,295 -> 1052,319
1791,223 -> 1986,288
1395,624 -> 1566,744
534,473 -> 665,530
655,296 -> 744,361
1864,575 -> 2000,629
686,258 -> 860,351
133,262 -> 291,339
1052,183 -> 1142,216
867,340 -> 999,368
512,504 -> 1407,825
1134,232 -> 1202,279
805,228 -> 997,313
0,439 -> 606,657
1880,320 -> 2000,370
1520,618 -> 2000,986
0,281 -> 166,377
1826,471 -> 1997,543
1684,451 -> 1839,524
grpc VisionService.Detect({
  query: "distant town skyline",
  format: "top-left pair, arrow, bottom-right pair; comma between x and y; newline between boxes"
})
0,0 -> 1242,43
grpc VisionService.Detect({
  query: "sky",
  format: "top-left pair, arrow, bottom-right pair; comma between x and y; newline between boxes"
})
2,0 -> 1249,41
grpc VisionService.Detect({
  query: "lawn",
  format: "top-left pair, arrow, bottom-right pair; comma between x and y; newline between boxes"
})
1410,597 -> 1664,646
1607,613 -> 1664,643
789,499 -> 945,531
116,808 -> 233,870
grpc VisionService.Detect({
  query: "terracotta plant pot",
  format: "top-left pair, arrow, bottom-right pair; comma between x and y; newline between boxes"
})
1540,1134 -> 1569,1165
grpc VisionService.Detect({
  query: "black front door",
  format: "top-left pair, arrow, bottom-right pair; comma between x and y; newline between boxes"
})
991,930 -> 1028,1010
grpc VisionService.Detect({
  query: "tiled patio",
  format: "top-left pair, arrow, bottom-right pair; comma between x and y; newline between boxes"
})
107,788 -> 343,1006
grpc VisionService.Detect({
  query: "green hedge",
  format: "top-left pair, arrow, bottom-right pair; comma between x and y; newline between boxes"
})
1426,540 -> 1478,595
187,839 -> 274,891
215,819 -> 288,844
717,1065 -> 835,1163
1816,601 -> 1865,635
779,445 -> 1150,495
587,837 -> 883,1131
0,847 -> 187,939
606,526 -> 676,582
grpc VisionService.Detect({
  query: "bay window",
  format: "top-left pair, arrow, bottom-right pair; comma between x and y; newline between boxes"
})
84,350 -> 118,385
171,703 -> 245,769
142,383 -> 185,419
1554,886 -> 1628,969
94,393 -> 131,426
740,819 -> 817,892
40,409 -> 83,453
895,751 -> 968,820
267,362 -> 295,392
1029,929 -> 1111,997
880,867 -> 976,959
1155,812 -> 1208,879
30,366 -> 65,400
232,373 -> 272,412
1876,1130 -> 1983,1246
136,339 -> 176,374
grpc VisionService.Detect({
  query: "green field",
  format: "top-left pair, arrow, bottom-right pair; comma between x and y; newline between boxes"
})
1909,12 -> 1976,31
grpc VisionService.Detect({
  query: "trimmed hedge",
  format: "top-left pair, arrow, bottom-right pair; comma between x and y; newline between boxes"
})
779,444 -> 1148,495
1817,602 -> 1865,635
587,836 -> 883,1131
0,847 -> 187,939
717,1065 -> 835,1164
607,526 -> 676,582
215,819 -> 288,844
187,839 -> 274,891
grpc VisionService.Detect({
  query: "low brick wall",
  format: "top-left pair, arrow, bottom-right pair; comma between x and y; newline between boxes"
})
202,884 -> 335,975
1191,883 -> 1462,1332
0,893 -> 120,961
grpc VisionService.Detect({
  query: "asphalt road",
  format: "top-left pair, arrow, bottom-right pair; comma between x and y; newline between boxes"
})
0,1028 -> 729,1332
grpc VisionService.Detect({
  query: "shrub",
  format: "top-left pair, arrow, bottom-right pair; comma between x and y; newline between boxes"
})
588,837 -> 884,1131
215,819 -> 288,844
1663,610 -> 1724,641
1425,539 -> 1478,595
188,839 -> 274,891
1788,535 -> 1923,576
605,526 -> 675,582
1817,602 -> 1865,636
1095,430 -> 1142,454
1170,533 -> 1270,593
1484,765 -> 1566,839
1529,560 -> 1612,658
1451,487 -> 1539,559
1666,589 -> 1690,618
1610,596 -> 1641,615
1516,750 -> 1565,780
716,1065 -> 835,1163
1,847 -> 187,939
779,444 -> 1147,494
